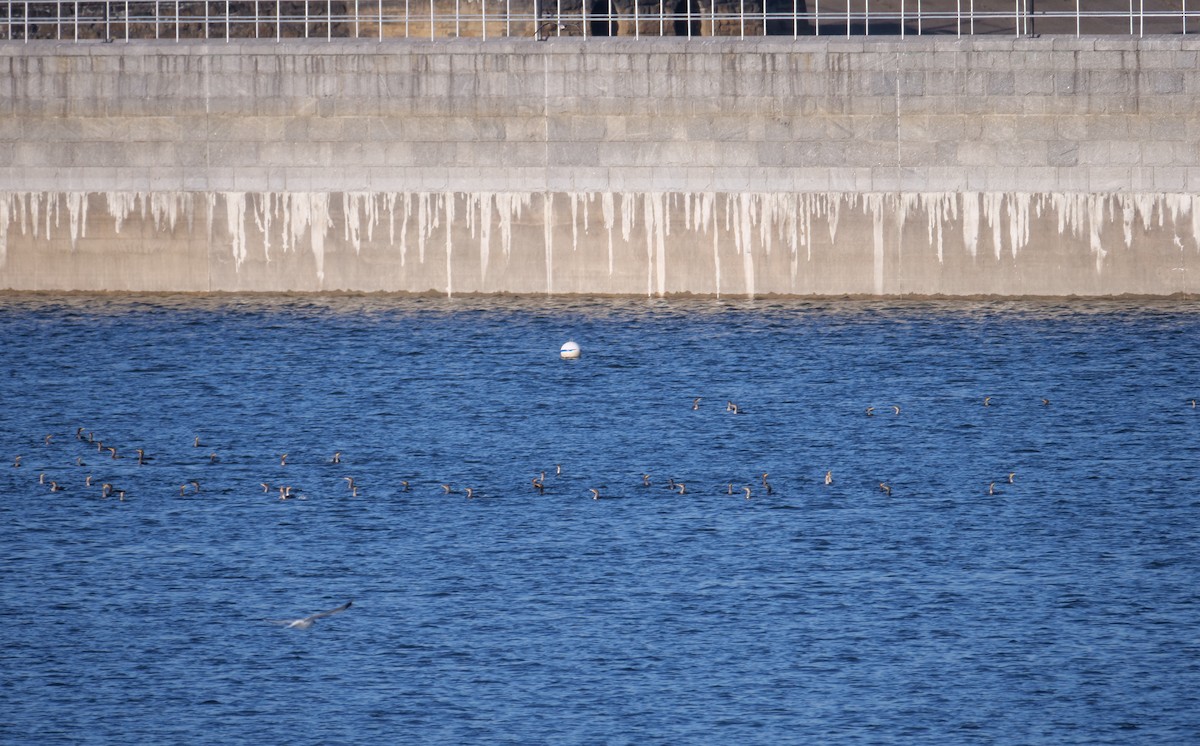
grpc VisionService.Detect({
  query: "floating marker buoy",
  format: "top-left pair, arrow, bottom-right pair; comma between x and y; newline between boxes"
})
560,340 -> 581,359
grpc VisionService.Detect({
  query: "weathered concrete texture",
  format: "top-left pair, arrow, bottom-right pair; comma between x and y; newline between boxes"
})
1,190 -> 1196,295
1,38 -> 1199,295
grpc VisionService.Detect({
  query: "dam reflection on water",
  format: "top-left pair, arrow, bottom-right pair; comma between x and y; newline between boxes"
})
0,293 -> 1198,743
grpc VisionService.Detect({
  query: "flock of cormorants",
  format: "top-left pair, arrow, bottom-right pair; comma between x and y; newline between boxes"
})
12,397 -> 1196,504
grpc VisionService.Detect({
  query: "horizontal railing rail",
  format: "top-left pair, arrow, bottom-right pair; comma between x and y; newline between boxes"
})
2,1 -> 1196,41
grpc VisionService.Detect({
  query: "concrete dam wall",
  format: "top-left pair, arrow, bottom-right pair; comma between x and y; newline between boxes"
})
2,37 -> 1199,296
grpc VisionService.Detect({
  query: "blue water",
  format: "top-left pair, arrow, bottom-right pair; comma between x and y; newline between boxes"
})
1,294 -> 1198,744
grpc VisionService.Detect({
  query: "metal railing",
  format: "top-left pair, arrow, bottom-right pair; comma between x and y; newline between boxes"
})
2,0 -> 1196,41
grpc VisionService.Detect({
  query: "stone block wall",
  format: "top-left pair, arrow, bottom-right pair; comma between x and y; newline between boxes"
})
1,37 -> 1198,295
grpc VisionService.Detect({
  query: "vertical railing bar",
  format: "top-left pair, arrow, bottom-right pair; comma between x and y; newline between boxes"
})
125,0 -> 129,40
429,0 -> 433,39
738,0 -> 743,38
844,0 -> 848,38
1184,0 -> 1188,35
556,0 -> 560,36
304,0 -> 309,38
660,0 -> 664,37
326,0 -> 330,40
633,0 -> 638,39
276,0 -> 280,41
865,0 -> 869,36
1128,0 -> 1133,34
353,0 -> 357,38
900,0 -> 904,38
504,0 -> 508,37
917,0 -> 922,35
1139,0 -> 1144,36
481,0 -> 486,39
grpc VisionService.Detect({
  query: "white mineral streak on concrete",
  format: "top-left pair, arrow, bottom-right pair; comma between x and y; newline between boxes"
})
444,191 -> 455,297
543,192 -> 554,294
399,192 -> 411,267
960,193 -> 979,260
253,193 -> 274,262
66,193 -> 87,249
868,193 -> 885,295
224,192 -> 248,268
479,192 -> 494,280
602,191 -> 616,276
0,196 -> 9,268
569,192 -> 580,254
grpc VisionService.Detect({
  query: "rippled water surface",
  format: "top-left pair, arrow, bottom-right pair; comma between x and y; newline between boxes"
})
1,293 -> 1198,744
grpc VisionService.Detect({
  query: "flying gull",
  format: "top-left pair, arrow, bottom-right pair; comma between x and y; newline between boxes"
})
268,600 -> 353,629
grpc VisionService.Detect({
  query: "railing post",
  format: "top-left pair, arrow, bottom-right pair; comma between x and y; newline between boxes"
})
900,0 -> 904,38
327,0 -> 331,40
275,0 -> 280,41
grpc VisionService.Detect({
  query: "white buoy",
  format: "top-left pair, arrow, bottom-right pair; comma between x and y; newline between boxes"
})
560,340 -> 581,359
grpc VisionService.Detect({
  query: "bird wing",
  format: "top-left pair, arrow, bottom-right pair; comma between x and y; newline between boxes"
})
306,600 -> 353,621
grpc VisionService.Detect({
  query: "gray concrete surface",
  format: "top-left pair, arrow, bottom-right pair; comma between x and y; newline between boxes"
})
1,37 -> 1198,295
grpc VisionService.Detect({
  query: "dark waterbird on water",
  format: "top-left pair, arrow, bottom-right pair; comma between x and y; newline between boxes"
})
267,600 -> 353,629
